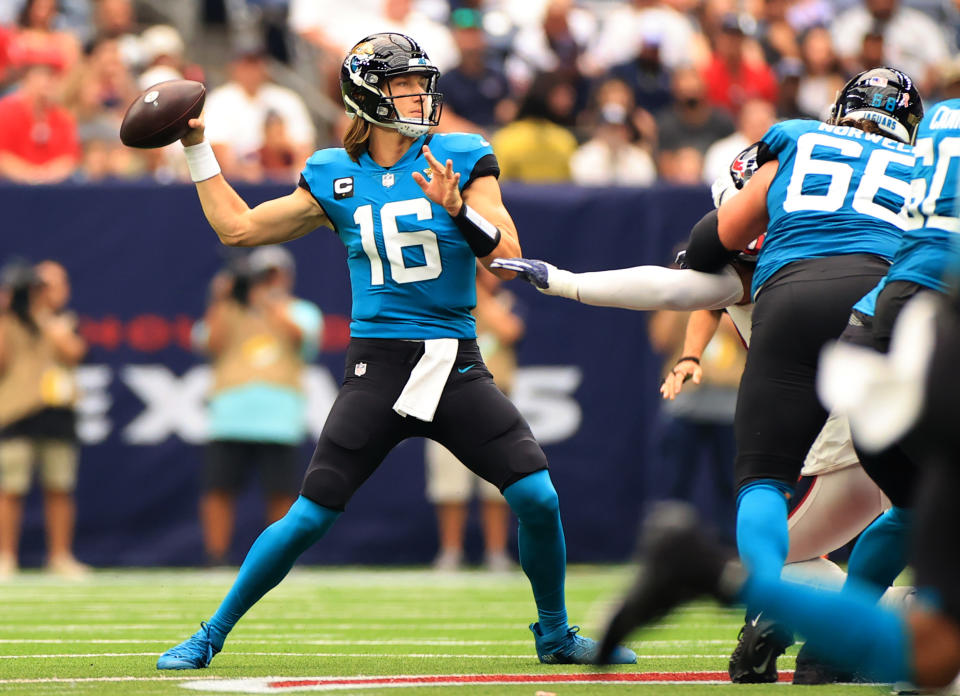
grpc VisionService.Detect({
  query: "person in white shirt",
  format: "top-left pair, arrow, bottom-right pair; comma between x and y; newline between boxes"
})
136,24 -> 185,89
587,0 -> 708,74
203,45 -> 316,182
831,0 -> 949,93
571,79 -> 656,187
289,0 -> 458,73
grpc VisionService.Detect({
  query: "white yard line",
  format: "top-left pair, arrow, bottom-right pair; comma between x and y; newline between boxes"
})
0,637 -> 740,646
0,651 -> 767,660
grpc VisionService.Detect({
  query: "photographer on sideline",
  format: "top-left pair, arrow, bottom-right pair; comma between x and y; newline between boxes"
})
193,247 -> 322,566
0,260 -> 88,579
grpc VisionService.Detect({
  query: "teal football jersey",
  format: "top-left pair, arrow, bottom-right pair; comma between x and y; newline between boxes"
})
300,132 -> 498,339
887,99 -> 960,293
753,120 -> 914,299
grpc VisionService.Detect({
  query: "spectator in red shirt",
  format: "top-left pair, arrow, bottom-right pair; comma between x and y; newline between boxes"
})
0,62 -> 80,184
7,0 -> 81,75
701,14 -> 778,117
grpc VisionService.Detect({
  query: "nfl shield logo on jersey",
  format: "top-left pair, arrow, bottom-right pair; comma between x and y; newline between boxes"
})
382,173 -> 395,188
354,362 -> 367,376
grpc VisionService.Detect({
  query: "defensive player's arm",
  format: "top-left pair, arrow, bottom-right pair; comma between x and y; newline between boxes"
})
660,309 -> 723,400
182,118 -> 331,247
492,259 -> 745,311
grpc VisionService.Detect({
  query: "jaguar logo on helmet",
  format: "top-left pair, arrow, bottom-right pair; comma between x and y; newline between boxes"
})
353,41 -> 374,56
339,32 -> 444,138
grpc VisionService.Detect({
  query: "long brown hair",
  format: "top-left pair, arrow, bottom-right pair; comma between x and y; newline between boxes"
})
343,117 -> 372,161
835,117 -> 885,136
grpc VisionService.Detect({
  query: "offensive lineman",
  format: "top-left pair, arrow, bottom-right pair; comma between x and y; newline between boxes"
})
595,91 -> 960,693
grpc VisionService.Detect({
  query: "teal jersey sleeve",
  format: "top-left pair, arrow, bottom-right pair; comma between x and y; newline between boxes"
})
428,132 -> 499,190
759,121 -> 796,158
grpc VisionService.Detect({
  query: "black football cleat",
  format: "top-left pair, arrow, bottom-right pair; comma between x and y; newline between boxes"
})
728,614 -> 794,683
792,641 -> 858,685
596,502 -> 745,664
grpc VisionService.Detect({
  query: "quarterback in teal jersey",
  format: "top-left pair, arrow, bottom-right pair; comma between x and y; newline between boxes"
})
299,131 -> 493,339
156,32 -> 636,670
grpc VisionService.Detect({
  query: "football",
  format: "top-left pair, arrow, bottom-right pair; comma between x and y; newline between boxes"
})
119,79 -> 205,149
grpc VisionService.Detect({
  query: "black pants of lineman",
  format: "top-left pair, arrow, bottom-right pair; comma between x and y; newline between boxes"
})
734,254 -> 890,491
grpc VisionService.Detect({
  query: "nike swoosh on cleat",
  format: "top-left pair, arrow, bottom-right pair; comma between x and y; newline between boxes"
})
457,364 -> 475,373
753,651 -> 774,674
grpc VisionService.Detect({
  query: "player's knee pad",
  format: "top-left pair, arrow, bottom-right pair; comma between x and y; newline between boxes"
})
503,470 -> 559,527
301,465 -> 353,512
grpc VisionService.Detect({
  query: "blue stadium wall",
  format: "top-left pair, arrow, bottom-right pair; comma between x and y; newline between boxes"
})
0,182 -> 722,566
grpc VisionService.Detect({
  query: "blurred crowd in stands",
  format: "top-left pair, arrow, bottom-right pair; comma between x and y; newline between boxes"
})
4,0 -> 960,187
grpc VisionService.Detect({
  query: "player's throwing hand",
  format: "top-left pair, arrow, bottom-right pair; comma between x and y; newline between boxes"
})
180,116 -> 206,147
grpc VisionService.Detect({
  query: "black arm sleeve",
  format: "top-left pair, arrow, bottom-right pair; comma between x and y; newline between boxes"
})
463,154 -> 500,190
682,209 -> 737,273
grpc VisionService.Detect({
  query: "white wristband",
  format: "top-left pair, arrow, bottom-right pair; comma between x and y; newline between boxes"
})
183,141 -> 221,182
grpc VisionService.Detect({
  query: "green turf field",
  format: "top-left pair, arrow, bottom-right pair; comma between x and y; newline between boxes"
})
0,566 -> 887,695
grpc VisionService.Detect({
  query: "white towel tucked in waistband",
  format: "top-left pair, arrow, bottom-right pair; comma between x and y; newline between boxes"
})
392,338 -> 459,422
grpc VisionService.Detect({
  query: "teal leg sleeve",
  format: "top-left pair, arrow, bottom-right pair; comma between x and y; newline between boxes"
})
503,471 -> 567,636
206,496 -> 340,647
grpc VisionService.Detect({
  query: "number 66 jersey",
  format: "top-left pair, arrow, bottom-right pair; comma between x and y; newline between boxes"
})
752,119 -> 915,299
298,132 -> 499,340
